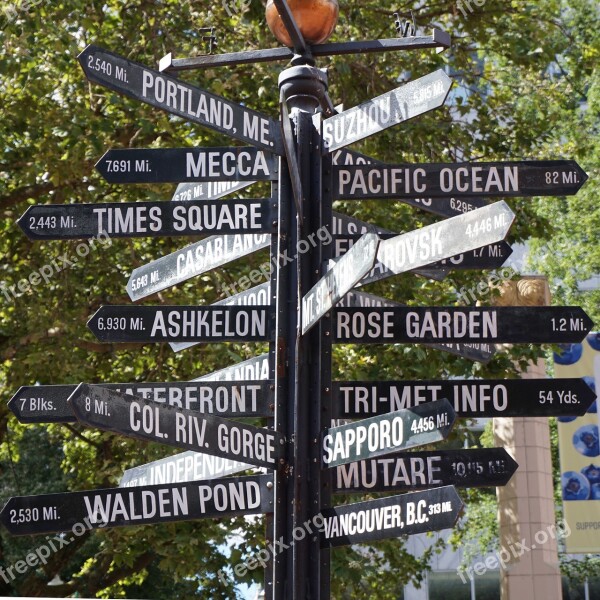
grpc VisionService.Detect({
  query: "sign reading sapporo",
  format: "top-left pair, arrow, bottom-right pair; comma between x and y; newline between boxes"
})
69,385 -> 283,470
79,45 -> 284,155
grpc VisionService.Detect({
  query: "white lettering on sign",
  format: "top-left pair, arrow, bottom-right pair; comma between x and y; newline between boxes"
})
336,310 -> 394,340
171,202 -> 262,233
322,505 -> 404,539
217,424 -> 276,465
322,417 -> 404,465
149,308 -> 267,339
196,480 -> 261,512
186,151 -> 270,179
92,206 -> 162,234
84,488 -> 189,524
336,455 -> 443,489
405,311 -> 498,340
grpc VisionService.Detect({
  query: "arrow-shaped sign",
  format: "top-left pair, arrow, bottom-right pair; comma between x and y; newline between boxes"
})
96,147 -> 277,184
336,291 -> 497,363
8,380 -> 272,424
302,231 -> 380,335
170,282 -> 272,353
88,305 -> 274,343
334,160 -> 588,199
333,448 -> 518,494
78,45 -> 284,156
322,70 -> 452,153
322,399 -> 455,468
69,384 -> 283,469
320,485 -> 463,547
333,377 -> 596,418
127,233 -> 271,301
19,199 -> 274,240
0,474 -> 273,536
120,451 -> 254,488
172,180 -> 256,202
334,306 -> 594,344
193,353 -> 270,381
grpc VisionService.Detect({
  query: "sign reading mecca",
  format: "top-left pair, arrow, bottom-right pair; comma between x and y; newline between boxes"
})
555,332 -> 600,553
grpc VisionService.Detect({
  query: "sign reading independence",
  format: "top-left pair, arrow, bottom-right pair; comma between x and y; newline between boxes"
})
69,385 -> 283,469
88,305 -> 274,343
8,380 -> 272,424
333,448 -> 518,494
78,45 -> 284,156
334,160 -> 588,199
96,147 -> 276,184
320,486 -> 463,547
19,199 -> 274,240
333,378 -> 596,419
334,306 -> 594,344
0,474 -> 273,536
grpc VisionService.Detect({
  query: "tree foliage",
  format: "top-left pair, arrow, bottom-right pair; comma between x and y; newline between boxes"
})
0,0 -> 596,598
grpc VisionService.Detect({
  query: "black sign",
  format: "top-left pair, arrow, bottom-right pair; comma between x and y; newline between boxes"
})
322,70 -> 452,153
69,384 -> 283,469
19,199 -> 275,240
0,474 -> 273,536
333,378 -> 596,419
334,160 -> 588,199
88,305 -> 274,343
120,451 -> 253,488
320,485 -> 462,547
8,380 -> 272,424
323,399 -> 455,468
128,233 -> 270,301
334,306 -> 594,344
97,147 -> 276,184
78,45 -> 284,156
302,232 -> 379,335
333,448 -> 518,494
336,291 -> 497,363
170,282 -> 271,353
330,153 -> 491,219
172,180 -> 255,202
194,353 -> 270,381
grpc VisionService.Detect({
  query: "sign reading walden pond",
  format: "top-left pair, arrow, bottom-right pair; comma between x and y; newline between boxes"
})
0,12 -> 594,600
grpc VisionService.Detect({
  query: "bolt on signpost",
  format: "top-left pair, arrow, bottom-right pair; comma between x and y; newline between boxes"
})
1,1 -> 594,600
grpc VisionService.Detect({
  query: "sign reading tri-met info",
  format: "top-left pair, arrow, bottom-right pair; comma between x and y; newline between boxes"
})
555,333 -> 600,553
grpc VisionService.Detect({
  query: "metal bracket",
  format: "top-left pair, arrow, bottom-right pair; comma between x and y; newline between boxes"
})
394,10 -> 416,38
199,27 -> 217,55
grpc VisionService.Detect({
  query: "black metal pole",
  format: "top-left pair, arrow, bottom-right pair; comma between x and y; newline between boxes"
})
273,63 -> 330,600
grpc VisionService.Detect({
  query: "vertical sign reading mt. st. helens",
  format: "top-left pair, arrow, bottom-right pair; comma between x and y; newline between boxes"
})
78,46 -> 284,156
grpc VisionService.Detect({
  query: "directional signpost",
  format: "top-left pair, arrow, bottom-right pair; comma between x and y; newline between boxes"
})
334,306 -> 594,344
69,384 -> 283,470
8,379 -> 272,424
96,146 -> 276,184
320,486 -> 463,547
127,233 -> 271,301
322,399 -> 456,468
19,198 -> 275,240
333,448 -> 518,494
88,305 -> 274,343
78,45 -> 285,156
333,378 -> 596,419
3,6 -> 595,600
322,70 -> 452,153
334,160 -> 588,200
119,451 -> 253,488
0,474 -> 273,536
